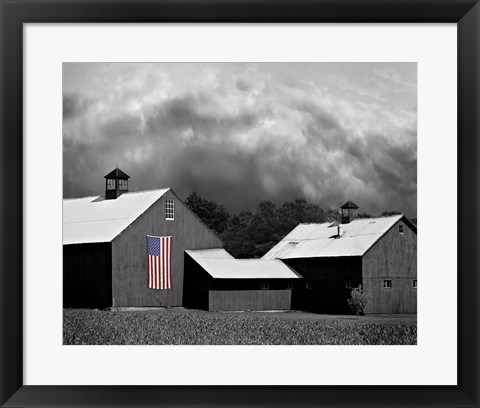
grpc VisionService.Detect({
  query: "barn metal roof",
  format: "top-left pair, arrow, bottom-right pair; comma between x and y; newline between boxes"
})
186,249 -> 301,279
262,215 -> 406,259
185,248 -> 234,259
63,189 -> 169,245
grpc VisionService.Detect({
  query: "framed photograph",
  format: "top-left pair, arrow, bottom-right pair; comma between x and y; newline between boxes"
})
1,0 -> 479,407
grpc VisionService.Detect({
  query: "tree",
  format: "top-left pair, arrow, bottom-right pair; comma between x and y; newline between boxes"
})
381,210 -> 402,217
184,191 -> 231,234
278,198 -> 326,235
221,210 -> 256,258
185,192 -> 334,259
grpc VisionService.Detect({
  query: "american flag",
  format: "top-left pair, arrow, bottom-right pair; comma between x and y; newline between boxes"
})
146,235 -> 172,290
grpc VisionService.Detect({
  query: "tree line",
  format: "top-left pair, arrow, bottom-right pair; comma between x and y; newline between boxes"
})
185,191 -> 411,259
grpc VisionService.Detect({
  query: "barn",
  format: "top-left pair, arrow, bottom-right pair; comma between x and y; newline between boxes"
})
64,171 -> 416,315
63,168 -> 223,308
262,201 -> 417,314
183,249 -> 301,311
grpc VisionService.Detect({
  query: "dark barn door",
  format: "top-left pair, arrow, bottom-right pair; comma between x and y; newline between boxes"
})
286,257 -> 362,314
63,243 -> 112,308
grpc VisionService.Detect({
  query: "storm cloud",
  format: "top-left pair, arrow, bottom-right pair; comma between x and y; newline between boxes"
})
63,63 -> 417,217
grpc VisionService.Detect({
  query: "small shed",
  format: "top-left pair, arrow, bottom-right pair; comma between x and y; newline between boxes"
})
183,249 -> 301,311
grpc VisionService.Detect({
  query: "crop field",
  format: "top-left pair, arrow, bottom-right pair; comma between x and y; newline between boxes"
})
63,308 -> 416,345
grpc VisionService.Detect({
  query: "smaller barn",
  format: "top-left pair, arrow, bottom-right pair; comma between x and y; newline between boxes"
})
183,249 -> 301,311
263,201 -> 417,314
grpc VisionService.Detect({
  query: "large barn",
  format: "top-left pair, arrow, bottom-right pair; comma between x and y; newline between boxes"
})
63,168 -> 223,308
262,201 -> 417,314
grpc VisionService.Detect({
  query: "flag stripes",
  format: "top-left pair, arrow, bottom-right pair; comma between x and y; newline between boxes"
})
146,235 -> 172,290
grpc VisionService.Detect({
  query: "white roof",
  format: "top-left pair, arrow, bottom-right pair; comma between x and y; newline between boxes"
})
262,215 -> 404,259
63,189 -> 169,245
186,249 -> 300,279
185,248 -> 234,260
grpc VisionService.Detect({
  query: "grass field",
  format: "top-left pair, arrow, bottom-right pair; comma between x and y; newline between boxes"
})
63,308 -> 416,345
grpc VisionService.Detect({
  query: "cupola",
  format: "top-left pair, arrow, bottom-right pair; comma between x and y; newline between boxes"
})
104,167 -> 130,199
340,200 -> 359,224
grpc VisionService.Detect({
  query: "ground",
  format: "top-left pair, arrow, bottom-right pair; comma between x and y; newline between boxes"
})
63,308 -> 416,345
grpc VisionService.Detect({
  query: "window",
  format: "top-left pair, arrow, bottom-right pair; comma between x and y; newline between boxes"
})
306,281 -> 313,290
413,279 -> 417,289
165,198 -> 174,220
118,179 -> 128,191
399,224 -> 404,234
383,280 -> 392,289
287,282 -> 294,290
345,281 -> 353,289
261,281 -> 269,290
106,179 -> 116,190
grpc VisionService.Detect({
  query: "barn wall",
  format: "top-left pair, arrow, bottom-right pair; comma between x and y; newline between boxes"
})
63,243 -> 112,308
112,189 -> 224,307
283,257 -> 363,314
362,219 -> 417,314
183,253 -> 213,310
212,279 -> 297,291
208,290 -> 292,311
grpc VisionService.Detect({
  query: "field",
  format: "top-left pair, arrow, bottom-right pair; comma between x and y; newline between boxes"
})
63,308 -> 416,345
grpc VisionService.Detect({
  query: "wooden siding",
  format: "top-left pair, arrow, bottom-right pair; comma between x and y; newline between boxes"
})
212,279 -> 298,291
63,243 -> 112,308
362,219 -> 417,313
208,290 -> 292,311
111,189 -> 224,307
283,257 -> 363,314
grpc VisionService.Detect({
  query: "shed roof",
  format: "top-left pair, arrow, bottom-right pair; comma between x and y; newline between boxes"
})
186,249 -> 301,279
185,248 -> 234,260
63,189 -> 169,245
262,215 -> 412,259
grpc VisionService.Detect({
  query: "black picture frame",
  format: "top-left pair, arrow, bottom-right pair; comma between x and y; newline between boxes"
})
1,1 -> 479,407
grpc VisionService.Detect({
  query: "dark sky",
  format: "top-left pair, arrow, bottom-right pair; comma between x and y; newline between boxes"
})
63,63 -> 417,217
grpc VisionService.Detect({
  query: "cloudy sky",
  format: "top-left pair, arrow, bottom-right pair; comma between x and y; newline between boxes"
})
63,62 -> 417,217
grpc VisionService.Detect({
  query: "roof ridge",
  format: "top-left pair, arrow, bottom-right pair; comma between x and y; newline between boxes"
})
187,248 -> 226,251
119,187 -> 170,195
280,232 -> 388,242
296,214 -> 403,226
63,187 -> 170,201
225,259 -> 279,262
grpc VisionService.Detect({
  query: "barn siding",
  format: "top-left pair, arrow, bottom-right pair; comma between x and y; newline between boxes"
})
111,189 -> 224,307
284,257 -> 362,314
63,243 -> 112,308
212,279 -> 297,291
362,219 -> 417,314
208,290 -> 292,311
